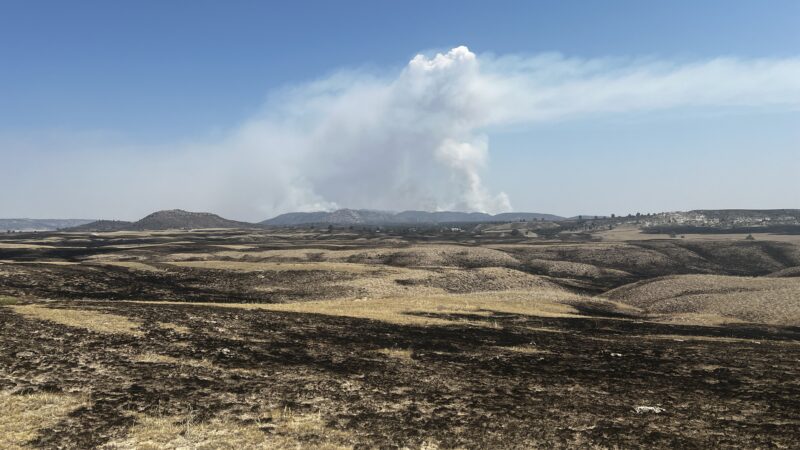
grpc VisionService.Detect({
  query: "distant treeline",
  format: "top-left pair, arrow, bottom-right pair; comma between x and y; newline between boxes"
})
643,225 -> 800,235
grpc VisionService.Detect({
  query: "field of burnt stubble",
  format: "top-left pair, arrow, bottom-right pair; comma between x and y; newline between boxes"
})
1,227 -> 799,449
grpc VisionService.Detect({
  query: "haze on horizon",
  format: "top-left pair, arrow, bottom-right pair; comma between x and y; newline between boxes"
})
1,1 -> 799,222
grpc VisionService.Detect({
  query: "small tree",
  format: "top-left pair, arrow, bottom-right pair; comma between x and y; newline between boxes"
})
745,234 -> 755,240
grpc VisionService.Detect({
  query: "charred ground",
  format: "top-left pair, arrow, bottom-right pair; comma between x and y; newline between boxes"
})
1,227 -> 799,448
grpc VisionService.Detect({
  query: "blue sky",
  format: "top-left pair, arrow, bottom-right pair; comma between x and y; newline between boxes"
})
1,1 -> 799,219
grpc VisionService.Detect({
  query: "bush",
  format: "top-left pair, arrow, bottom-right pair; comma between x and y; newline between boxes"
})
0,296 -> 19,306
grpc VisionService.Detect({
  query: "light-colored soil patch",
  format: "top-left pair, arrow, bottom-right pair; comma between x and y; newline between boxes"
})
0,391 -> 89,449
104,410 -> 353,450
11,305 -> 143,336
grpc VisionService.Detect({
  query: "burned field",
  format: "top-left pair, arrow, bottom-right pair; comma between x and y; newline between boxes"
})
1,228 -> 800,448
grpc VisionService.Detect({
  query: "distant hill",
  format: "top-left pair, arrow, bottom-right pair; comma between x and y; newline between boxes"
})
67,220 -> 133,232
0,218 -> 95,232
66,210 -> 254,231
261,209 -> 565,226
131,210 -> 253,230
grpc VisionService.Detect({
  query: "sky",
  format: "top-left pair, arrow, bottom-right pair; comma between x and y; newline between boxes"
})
1,0 -> 799,221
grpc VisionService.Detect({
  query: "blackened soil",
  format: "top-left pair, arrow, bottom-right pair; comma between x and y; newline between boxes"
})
0,263 -> 359,303
2,301 -> 799,449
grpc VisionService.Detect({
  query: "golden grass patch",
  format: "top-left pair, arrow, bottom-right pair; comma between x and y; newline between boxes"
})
133,289 -> 588,327
104,410 -> 353,450
0,391 -> 88,449
251,291 -> 583,326
11,305 -> 143,336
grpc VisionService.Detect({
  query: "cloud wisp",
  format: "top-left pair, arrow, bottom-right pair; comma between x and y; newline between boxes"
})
3,46 -> 800,220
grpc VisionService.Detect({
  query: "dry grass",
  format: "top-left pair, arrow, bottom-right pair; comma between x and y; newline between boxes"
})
133,353 -> 215,369
210,244 -> 257,250
653,313 -> 748,326
519,258 -> 631,279
0,391 -> 89,449
11,305 -> 143,336
0,260 -> 80,267
375,348 -> 414,360
0,243 -> 57,249
99,261 -> 165,273
168,260 -> 379,273
212,244 -> 522,269
605,275 -> 800,326
134,289 -> 591,327
104,409 -> 353,450
494,345 -> 548,354
257,290 -> 586,326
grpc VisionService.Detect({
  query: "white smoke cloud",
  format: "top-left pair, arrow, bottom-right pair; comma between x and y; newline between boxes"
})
3,46 -> 800,220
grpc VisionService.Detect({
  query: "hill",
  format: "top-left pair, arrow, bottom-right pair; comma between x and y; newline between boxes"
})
603,274 -> 800,326
67,220 -> 133,232
131,210 -> 252,230
66,210 -> 254,231
261,209 -> 564,226
0,218 -> 95,232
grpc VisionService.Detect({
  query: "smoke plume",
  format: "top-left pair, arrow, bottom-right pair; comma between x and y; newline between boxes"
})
3,46 -> 800,220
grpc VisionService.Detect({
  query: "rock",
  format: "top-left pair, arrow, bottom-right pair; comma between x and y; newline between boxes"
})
633,405 -> 666,414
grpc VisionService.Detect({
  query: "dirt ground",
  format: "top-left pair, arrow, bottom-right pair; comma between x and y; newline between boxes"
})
1,228 -> 799,448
